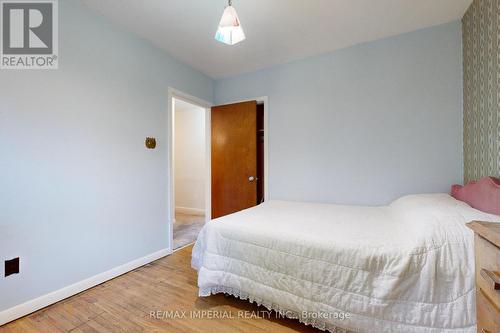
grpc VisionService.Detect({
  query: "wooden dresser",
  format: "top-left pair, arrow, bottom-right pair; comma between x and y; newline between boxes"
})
467,221 -> 500,333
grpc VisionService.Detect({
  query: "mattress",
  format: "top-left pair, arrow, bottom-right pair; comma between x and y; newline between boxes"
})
192,194 -> 500,333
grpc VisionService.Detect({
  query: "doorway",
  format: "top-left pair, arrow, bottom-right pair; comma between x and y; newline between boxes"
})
170,93 -> 211,251
167,88 -> 268,252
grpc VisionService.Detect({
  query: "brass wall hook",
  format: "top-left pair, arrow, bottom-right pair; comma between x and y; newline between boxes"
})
145,137 -> 156,149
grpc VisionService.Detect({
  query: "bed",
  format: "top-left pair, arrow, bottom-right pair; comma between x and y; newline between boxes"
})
192,188 -> 499,332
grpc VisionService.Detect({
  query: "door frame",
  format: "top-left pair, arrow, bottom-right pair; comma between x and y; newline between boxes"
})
167,88 -> 269,251
167,88 -> 212,252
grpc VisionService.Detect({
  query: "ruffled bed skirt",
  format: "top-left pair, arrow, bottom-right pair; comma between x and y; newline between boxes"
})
199,285 -> 357,333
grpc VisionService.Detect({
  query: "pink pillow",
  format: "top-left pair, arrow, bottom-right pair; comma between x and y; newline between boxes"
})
451,177 -> 500,215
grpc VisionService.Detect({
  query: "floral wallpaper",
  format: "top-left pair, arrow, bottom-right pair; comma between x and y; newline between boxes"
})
462,0 -> 500,182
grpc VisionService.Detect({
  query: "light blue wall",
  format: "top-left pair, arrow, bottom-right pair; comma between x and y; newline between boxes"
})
215,21 -> 463,206
0,0 -> 213,311
0,2 -> 463,314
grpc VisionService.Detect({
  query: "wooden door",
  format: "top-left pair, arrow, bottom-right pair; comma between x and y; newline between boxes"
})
211,101 -> 257,219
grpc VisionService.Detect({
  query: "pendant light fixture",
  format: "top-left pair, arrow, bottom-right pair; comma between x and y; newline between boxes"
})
215,0 -> 246,45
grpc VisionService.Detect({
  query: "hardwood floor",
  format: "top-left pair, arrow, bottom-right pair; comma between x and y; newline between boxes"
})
0,246 -> 320,333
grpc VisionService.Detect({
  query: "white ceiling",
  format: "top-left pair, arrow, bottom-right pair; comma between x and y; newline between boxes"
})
82,0 -> 472,79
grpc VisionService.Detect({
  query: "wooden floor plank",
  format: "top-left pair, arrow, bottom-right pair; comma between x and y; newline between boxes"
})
0,246 -> 320,333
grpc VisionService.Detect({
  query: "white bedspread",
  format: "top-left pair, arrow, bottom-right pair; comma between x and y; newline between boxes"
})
192,194 -> 499,333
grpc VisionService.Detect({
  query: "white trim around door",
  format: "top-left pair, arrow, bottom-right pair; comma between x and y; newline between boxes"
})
167,88 -> 212,252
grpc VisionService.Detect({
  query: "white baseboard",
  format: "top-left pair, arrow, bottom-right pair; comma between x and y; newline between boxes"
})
0,247 -> 172,326
175,206 -> 205,216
